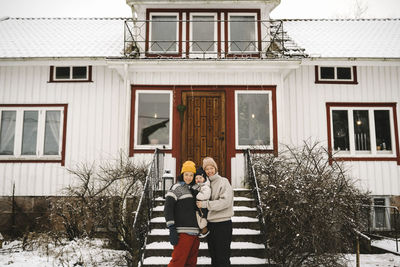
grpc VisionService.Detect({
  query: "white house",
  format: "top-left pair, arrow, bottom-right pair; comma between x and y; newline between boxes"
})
0,0 -> 399,230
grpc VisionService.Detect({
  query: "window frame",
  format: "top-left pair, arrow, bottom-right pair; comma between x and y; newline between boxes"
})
49,66 -> 92,82
326,103 -> 400,164
315,66 -> 358,84
0,104 -> 67,165
235,90 -> 273,150
227,12 -> 259,56
371,197 -> 391,231
147,12 -> 181,55
189,12 -> 218,58
133,90 -> 173,150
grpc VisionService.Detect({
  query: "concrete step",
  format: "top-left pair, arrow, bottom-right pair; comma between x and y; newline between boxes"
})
150,216 -> 260,230
144,241 -> 265,257
147,228 -> 263,243
152,204 -> 258,217
142,256 -> 276,267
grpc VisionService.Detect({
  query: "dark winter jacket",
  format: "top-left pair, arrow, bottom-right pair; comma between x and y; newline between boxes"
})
164,182 -> 200,235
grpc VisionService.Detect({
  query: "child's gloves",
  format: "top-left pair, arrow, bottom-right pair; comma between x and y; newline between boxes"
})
168,225 -> 179,246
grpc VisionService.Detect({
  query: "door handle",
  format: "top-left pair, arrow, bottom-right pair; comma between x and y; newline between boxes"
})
219,132 -> 225,141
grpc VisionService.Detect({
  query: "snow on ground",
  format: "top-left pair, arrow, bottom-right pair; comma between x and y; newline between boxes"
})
372,238 -> 400,254
2,238 -> 400,266
0,238 -> 126,267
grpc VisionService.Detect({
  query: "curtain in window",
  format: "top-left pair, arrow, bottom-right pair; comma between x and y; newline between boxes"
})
0,111 -> 16,155
21,111 -> 38,155
44,111 -> 61,155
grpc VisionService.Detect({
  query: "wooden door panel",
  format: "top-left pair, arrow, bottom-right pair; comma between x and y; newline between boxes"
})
182,91 -> 226,176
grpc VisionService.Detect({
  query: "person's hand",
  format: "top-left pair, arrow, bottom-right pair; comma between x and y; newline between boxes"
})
196,201 -> 203,208
168,225 -> 179,246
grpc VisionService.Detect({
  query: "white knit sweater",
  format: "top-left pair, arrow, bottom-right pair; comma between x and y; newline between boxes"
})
203,173 -> 234,223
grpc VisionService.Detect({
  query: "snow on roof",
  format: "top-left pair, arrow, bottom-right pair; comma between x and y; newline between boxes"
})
0,17 -> 399,59
0,17 -> 124,58
283,18 -> 400,58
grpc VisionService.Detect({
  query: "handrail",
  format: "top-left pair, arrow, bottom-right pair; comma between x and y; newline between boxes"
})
244,148 -> 270,264
132,148 -> 164,266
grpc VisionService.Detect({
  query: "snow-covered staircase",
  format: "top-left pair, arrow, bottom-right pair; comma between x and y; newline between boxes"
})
142,189 -> 272,267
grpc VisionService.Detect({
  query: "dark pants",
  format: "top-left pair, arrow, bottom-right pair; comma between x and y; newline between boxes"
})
207,220 -> 232,267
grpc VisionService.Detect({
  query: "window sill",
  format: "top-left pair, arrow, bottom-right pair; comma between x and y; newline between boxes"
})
48,80 -> 93,83
0,158 -> 63,165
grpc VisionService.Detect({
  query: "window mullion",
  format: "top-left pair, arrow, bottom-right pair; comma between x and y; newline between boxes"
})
389,108 -> 396,155
70,66 -> 73,79
348,108 -> 356,155
369,109 -> 377,155
58,110 -> 64,156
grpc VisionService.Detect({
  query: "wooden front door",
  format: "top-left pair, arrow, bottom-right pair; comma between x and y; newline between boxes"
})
181,91 -> 226,176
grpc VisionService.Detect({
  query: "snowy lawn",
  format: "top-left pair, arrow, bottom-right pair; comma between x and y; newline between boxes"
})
372,238 -> 400,254
1,238 -> 400,266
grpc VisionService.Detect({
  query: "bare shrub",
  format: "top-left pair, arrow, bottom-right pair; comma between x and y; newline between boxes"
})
49,152 -> 147,266
252,142 -> 371,267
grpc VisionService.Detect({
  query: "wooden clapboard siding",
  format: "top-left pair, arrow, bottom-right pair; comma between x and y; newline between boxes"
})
283,64 -> 400,195
0,64 -> 128,196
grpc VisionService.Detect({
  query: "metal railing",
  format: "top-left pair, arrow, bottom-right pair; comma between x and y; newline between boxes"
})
244,149 -> 271,264
123,18 -> 305,59
132,148 -> 164,266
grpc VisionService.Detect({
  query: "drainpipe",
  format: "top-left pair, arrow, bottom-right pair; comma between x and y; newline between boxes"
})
124,63 -> 131,156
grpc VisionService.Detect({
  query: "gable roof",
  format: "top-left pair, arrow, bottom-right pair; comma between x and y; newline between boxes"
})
0,18 -> 124,59
282,18 -> 400,59
0,17 -> 399,60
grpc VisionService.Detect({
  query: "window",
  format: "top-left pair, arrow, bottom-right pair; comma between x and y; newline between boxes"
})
316,66 -> 357,84
0,105 -> 66,164
327,104 -> 398,159
372,197 -> 390,230
190,14 -> 217,55
134,91 -> 172,149
149,14 -> 179,53
235,91 -> 272,149
228,14 -> 257,53
50,66 -> 92,82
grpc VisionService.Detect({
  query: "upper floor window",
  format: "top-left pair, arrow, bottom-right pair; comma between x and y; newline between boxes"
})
0,105 -> 67,165
235,91 -> 273,149
228,14 -> 257,53
327,103 -> 399,162
49,66 -> 92,82
134,91 -> 172,149
149,14 -> 179,53
190,13 -> 217,55
315,66 -> 357,84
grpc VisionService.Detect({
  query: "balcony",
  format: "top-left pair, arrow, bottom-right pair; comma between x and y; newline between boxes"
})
123,18 -> 306,60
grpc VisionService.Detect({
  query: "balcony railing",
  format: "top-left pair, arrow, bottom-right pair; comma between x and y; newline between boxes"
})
123,18 -> 306,59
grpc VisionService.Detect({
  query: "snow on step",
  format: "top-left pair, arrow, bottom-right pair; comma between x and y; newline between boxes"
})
143,256 -> 267,265
234,196 -> 254,201
146,242 -> 265,249
149,228 -> 261,236
153,205 -> 256,212
151,216 -> 258,223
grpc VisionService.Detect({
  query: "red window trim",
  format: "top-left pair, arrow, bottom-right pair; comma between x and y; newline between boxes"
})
0,104 -> 68,166
129,85 -> 278,180
326,102 -> 400,165
146,9 -> 261,58
315,66 -> 358,84
48,66 -> 93,83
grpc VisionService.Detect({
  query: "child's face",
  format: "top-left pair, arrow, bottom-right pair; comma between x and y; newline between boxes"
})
183,172 -> 194,184
195,175 -> 205,184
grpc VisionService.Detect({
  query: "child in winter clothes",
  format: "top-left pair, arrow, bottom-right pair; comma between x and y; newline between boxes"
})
164,160 -> 200,267
196,157 -> 234,267
191,167 -> 211,237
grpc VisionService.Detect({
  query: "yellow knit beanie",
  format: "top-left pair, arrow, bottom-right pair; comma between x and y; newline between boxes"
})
202,157 -> 218,172
181,160 -> 196,174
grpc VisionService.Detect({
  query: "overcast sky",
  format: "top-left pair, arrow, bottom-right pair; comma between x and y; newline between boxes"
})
0,0 -> 399,19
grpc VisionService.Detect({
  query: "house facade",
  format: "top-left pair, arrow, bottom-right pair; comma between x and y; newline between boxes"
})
0,0 -> 400,230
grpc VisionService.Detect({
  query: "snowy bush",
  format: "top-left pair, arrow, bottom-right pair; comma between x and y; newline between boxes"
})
252,142 -> 371,267
49,153 -> 147,266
